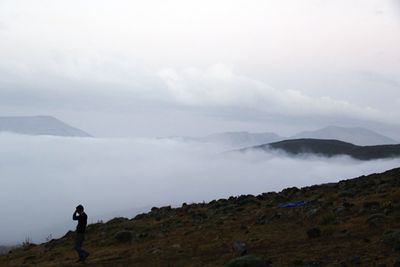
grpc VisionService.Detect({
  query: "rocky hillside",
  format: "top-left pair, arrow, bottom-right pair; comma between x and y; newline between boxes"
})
246,139 -> 400,160
2,168 -> 400,266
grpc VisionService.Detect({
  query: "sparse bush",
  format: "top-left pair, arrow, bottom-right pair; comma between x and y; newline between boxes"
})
22,237 -> 33,249
320,213 -> 337,225
46,234 -> 53,242
383,229 -> 400,250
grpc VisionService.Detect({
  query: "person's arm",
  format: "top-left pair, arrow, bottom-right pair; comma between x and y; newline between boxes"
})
72,210 -> 79,220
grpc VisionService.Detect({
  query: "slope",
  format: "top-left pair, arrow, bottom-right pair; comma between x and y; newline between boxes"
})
2,168 -> 400,266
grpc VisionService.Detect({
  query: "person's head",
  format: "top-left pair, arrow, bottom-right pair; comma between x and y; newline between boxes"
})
76,204 -> 84,214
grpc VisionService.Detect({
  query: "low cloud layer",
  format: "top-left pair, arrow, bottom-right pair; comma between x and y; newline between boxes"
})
0,133 -> 399,245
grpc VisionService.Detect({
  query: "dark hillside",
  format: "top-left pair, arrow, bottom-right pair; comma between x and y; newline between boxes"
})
2,168 -> 400,266
249,139 -> 400,160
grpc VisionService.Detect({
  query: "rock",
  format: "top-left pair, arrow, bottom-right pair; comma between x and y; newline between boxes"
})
342,201 -> 354,208
307,227 -> 321,238
306,208 -> 319,218
255,215 -> 270,225
339,189 -> 357,198
149,248 -> 162,254
334,206 -> 346,215
366,213 -> 386,228
349,256 -> 361,265
232,241 -> 248,256
171,244 -> 181,249
363,201 -> 381,212
292,259 -> 323,266
114,231 -> 134,243
281,187 -> 300,197
292,259 -> 303,265
225,255 -> 265,267
382,229 -> 400,250
136,232 -> 149,240
133,213 -> 147,220
376,183 -> 391,193
108,217 -> 129,224
235,195 -> 260,206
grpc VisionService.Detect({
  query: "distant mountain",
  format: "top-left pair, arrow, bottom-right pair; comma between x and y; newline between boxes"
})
245,138 -> 400,160
163,131 -> 282,148
291,126 -> 397,145
0,116 -> 91,137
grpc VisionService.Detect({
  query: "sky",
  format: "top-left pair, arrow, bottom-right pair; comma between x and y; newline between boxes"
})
0,0 -> 399,138
1,0 -> 400,245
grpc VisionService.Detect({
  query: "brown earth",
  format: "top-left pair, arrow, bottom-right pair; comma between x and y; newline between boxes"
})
2,168 -> 400,267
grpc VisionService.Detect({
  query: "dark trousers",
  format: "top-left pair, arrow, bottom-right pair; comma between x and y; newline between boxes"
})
74,233 -> 88,259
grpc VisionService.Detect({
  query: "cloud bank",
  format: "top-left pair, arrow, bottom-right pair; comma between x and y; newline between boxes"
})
0,133 -> 399,245
159,64 -> 397,123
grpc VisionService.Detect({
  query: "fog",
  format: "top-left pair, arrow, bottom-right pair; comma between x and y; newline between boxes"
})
0,133 -> 399,245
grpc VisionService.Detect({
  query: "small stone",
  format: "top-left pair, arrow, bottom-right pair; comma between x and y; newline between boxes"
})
171,244 -> 181,249
232,240 -> 248,256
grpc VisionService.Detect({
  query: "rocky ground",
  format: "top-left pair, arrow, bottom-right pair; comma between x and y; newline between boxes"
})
2,168 -> 400,267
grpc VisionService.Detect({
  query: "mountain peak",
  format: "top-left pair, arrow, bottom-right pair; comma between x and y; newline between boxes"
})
292,126 -> 397,145
0,116 -> 91,137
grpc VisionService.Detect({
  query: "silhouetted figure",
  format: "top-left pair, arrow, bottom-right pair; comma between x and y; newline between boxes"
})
73,204 -> 89,262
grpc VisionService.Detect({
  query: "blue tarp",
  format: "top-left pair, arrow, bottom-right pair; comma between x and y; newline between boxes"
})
277,200 -> 306,208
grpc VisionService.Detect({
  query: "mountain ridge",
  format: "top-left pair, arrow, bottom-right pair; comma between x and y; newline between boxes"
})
162,126 -> 397,148
291,126 -> 397,146
0,116 -> 91,137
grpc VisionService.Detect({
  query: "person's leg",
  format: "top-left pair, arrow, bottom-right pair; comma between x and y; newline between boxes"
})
74,233 -> 85,260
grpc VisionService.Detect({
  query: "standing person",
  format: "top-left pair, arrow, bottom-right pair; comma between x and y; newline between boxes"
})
73,204 -> 89,262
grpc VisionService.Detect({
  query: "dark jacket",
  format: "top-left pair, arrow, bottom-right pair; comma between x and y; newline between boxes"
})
73,212 -> 88,233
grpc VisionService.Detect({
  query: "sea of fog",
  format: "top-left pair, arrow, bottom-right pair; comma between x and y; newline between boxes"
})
0,133 -> 399,245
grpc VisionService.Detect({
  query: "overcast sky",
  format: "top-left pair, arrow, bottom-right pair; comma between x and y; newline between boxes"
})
0,0 -> 399,137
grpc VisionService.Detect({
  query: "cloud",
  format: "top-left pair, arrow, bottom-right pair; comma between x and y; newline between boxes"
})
0,133 -> 399,245
361,71 -> 400,88
159,64 -> 397,123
